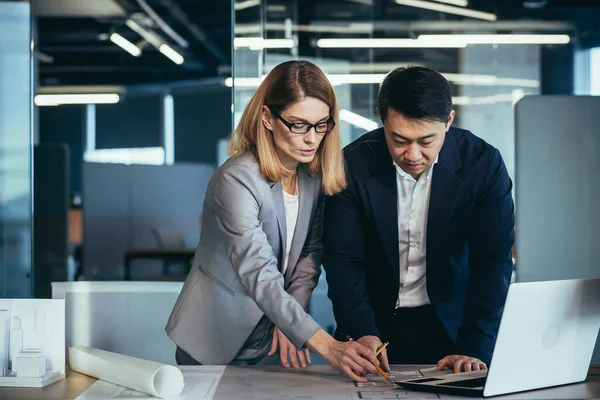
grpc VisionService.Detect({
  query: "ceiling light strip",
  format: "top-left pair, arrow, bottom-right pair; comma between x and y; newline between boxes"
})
395,0 -> 497,21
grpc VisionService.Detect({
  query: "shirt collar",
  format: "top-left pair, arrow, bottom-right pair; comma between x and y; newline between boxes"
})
393,155 -> 439,183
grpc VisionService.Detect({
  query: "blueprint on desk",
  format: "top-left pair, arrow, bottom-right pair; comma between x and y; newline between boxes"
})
74,364 -> 600,399
213,364 -> 444,400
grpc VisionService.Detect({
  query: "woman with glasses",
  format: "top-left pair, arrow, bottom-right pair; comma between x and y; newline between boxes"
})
166,60 -> 380,382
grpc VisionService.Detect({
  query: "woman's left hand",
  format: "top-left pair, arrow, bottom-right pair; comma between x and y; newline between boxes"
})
268,327 -> 311,368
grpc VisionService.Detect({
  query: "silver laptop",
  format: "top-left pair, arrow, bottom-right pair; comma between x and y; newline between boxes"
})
396,278 -> 600,397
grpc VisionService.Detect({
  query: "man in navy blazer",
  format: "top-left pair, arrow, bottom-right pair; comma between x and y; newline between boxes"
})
322,66 -> 515,374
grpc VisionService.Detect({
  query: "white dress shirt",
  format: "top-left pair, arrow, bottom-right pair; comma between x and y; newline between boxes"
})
394,156 -> 438,308
282,186 -> 299,274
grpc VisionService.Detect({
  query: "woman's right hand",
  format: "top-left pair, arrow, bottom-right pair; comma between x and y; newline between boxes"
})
306,329 -> 380,382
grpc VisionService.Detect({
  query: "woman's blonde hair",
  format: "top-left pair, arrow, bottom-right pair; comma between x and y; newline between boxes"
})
228,60 -> 346,195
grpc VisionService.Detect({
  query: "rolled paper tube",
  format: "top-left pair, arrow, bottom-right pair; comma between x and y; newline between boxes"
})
68,346 -> 184,399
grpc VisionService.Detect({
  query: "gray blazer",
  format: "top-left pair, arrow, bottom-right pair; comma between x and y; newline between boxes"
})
166,153 -> 323,364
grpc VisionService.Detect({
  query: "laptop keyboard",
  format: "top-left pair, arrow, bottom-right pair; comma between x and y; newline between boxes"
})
442,377 -> 487,388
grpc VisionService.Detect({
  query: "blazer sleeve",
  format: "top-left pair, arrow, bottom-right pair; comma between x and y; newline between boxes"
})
454,149 -> 515,364
286,195 -> 324,310
206,164 -> 321,349
322,168 -> 380,340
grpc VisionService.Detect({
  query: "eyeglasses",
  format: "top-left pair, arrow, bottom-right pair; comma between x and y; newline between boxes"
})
271,111 -> 335,135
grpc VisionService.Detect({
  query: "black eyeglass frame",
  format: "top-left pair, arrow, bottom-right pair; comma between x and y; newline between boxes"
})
270,110 -> 336,135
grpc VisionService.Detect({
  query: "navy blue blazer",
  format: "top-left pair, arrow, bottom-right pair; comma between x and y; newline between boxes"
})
322,127 -> 515,364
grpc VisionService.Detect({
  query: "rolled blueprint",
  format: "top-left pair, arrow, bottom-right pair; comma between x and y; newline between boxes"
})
68,345 -> 184,398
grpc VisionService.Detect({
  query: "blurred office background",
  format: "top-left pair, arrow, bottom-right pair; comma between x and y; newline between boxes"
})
1,0 -> 600,357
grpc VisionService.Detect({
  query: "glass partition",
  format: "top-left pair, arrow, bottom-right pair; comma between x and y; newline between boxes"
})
231,1 -> 556,183
0,1 -> 33,298
592,47 -> 600,95
232,0 -> 265,136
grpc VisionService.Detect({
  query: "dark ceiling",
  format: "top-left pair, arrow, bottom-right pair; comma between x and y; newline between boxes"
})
32,0 -> 600,87
34,0 -> 232,86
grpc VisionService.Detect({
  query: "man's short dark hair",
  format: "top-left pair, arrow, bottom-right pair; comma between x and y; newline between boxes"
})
377,66 -> 453,123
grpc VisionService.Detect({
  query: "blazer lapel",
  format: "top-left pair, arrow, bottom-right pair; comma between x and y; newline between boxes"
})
284,168 -> 316,282
270,182 -> 287,269
366,156 -> 400,283
427,133 -> 463,269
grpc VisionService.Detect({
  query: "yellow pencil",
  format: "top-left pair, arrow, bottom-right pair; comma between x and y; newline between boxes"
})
346,336 -> 395,384
375,341 -> 389,357
374,365 -> 395,384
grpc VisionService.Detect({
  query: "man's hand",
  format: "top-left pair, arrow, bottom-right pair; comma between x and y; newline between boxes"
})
306,329 -> 380,383
268,327 -> 311,368
437,355 -> 487,373
356,335 -> 390,372
321,340 -> 380,382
